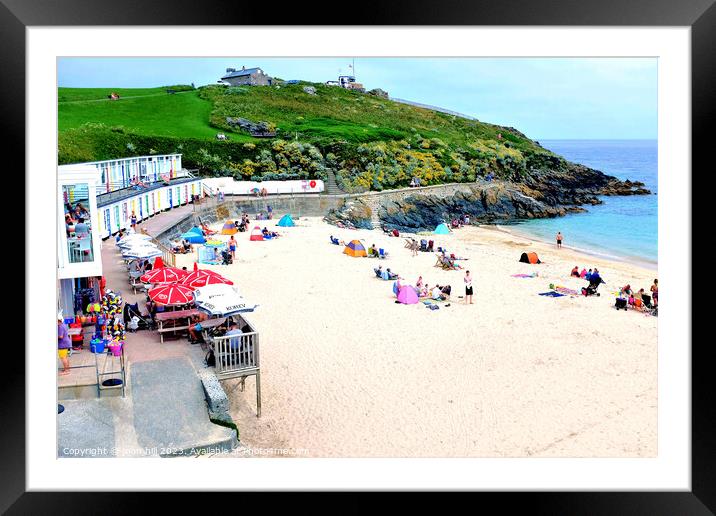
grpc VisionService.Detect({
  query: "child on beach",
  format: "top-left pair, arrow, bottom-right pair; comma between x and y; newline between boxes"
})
650,279 -> 658,306
464,270 -> 474,304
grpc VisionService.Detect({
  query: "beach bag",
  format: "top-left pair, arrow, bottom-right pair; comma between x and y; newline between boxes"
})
615,298 -> 627,310
205,349 -> 216,367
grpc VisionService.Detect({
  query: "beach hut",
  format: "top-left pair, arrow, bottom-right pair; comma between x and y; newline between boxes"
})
221,220 -> 238,235
343,240 -> 367,257
519,252 -> 541,264
277,214 -> 295,227
434,223 -> 450,235
397,286 -> 419,305
249,226 -> 264,241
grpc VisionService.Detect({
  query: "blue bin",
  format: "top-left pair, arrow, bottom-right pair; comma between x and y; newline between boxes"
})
90,339 -> 105,354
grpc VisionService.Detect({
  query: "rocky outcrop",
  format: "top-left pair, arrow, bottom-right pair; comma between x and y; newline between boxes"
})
225,117 -> 274,136
368,88 -> 389,99
303,86 -> 317,95
324,160 -> 651,233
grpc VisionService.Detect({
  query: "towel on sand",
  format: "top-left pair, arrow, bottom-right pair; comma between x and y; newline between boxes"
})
539,291 -> 565,297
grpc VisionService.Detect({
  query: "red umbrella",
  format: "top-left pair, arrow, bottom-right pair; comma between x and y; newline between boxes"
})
148,284 -> 195,306
141,266 -> 189,285
182,269 -> 233,288
153,256 -> 165,269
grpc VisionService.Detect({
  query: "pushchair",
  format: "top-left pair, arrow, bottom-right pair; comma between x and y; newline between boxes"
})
419,239 -> 428,252
582,277 -> 604,297
123,302 -> 155,331
221,249 -> 233,265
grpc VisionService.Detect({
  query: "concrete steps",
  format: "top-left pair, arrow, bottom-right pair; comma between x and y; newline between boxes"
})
360,195 -> 383,229
323,169 -> 343,195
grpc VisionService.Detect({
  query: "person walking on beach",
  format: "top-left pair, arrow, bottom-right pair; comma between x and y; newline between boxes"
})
556,231 -> 563,249
464,270 -> 474,304
130,211 -> 138,230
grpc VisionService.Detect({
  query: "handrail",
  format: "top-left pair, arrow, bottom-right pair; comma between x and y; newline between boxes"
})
143,230 -> 176,267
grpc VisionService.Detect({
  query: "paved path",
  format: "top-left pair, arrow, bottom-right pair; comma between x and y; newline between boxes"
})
58,205 -> 239,457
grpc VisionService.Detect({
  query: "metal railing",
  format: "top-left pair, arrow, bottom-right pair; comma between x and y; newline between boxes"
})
144,231 -> 176,267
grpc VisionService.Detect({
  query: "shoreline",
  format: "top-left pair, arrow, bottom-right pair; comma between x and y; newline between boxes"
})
485,224 -> 658,272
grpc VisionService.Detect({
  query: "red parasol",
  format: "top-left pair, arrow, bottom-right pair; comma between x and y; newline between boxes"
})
153,256 -> 165,269
181,269 -> 233,288
140,266 -> 189,285
148,283 -> 195,306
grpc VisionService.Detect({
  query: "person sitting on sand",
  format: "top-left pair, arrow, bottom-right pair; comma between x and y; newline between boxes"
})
170,239 -> 184,254
585,269 -> 593,281
633,288 -> 646,310
620,284 -> 633,297
441,284 -> 452,300
421,284 -> 430,298
571,266 -> 580,278
368,244 -> 378,257
386,268 -> 399,280
416,276 -> 423,288
580,268 -> 587,278
182,239 -> 193,253
374,265 -> 383,278
330,235 -> 340,245
432,285 -> 447,301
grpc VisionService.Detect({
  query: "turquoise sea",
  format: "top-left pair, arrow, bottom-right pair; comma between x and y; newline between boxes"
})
511,139 -> 657,266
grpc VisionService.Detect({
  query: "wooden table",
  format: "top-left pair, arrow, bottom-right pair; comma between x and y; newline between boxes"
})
155,308 -> 200,343
198,317 -> 227,348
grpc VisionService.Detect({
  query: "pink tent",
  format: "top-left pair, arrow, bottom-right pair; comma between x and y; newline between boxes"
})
397,285 -> 419,305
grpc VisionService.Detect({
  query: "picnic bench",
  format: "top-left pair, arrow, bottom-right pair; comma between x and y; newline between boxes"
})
197,317 -> 227,349
155,308 -> 200,343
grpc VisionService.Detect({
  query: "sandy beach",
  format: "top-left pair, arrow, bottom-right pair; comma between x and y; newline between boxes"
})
174,216 -> 657,457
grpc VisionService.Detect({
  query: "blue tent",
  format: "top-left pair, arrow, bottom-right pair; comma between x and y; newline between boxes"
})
434,223 -> 450,235
181,231 -> 206,244
277,214 -> 295,227
187,226 -> 204,235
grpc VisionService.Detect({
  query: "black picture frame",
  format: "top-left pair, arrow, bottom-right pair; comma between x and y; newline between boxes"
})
3,0 -> 709,511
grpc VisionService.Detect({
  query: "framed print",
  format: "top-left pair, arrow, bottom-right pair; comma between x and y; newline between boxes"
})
3,0 -> 711,511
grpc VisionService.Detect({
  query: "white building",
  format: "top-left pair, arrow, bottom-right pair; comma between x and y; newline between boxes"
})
57,164 -> 104,318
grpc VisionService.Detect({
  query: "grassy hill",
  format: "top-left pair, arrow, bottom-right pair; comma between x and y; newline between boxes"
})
58,83 -> 559,192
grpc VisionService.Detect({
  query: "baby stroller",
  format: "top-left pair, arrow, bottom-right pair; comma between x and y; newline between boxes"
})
419,239 -> 428,252
221,249 -> 233,265
123,302 -> 155,331
582,276 -> 604,297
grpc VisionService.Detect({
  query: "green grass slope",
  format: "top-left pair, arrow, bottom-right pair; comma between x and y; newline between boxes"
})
58,83 -> 559,192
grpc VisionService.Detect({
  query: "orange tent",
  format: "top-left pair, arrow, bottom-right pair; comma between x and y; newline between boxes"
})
519,252 -> 541,264
343,240 -> 367,257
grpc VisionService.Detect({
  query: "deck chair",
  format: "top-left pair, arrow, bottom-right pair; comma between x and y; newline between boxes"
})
379,248 -> 388,259
404,239 -> 413,249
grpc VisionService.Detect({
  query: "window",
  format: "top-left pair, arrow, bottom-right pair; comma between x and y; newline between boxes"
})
62,183 -> 94,263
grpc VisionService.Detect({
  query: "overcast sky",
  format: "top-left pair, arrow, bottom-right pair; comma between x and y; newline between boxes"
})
58,57 -> 657,140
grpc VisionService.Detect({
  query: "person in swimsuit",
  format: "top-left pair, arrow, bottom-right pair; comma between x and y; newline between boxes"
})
130,211 -> 138,230
650,279 -> 658,306
229,235 -> 237,259
556,231 -> 563,249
